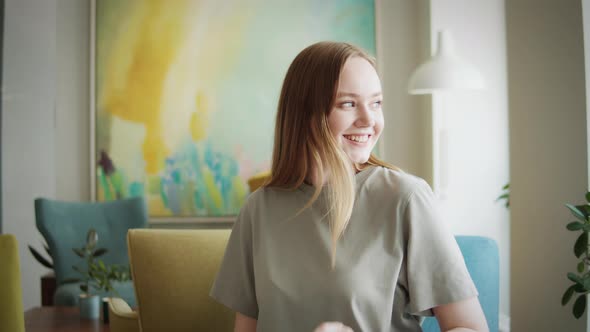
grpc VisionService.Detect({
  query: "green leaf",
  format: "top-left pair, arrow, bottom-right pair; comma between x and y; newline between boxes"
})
28,245 -> 53,269
568,222 -> 585,231
80,284 -> 88,293
575,233 -> 589,258
568,272 -> 584,284
579,261 -> 586,273
563,285 -> 577,305
586,192 -> 590,203
567,204 -> 587,222
575,284 -> 586,292
502,183 -> 510,190
93,248 -> 108,258
574,294 -> 587,318
73,248 -> 85,258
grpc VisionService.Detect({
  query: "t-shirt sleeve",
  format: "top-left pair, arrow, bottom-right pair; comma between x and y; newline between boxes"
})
209,201 -> 258,318
403,179 -> 478,316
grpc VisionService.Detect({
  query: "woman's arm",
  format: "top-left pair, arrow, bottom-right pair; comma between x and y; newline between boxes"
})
433,296 -> 489,332
234,312 -> 257,332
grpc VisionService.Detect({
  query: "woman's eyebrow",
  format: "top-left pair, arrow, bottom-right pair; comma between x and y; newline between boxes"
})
336,92 -> 383,98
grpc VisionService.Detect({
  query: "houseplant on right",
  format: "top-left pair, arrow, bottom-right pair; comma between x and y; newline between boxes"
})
562,191 -> 590,319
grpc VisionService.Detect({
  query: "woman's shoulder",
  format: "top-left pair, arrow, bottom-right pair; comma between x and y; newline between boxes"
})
241,185 -> 304,214
366,166 -> 431,197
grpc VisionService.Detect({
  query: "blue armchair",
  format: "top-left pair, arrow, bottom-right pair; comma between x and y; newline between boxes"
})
34,197 -> 148,306
422,236 -> 500,332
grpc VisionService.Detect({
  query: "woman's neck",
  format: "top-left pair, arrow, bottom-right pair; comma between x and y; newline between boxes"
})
305,163 -> 363,186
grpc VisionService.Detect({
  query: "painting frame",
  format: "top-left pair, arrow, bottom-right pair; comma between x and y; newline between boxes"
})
89,0 -> 382,224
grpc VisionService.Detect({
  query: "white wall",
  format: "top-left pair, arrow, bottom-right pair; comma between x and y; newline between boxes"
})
507,0 -> 587,331
56,0 -> 90,201
2,0 -> 89,311
429,0 -> 511,323
2,0 -> 57,310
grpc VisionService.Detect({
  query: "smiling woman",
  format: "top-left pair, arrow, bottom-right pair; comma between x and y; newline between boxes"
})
209,41 -> 488,332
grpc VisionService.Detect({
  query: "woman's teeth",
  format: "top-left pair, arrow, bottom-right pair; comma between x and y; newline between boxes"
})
344,135 -> 369,143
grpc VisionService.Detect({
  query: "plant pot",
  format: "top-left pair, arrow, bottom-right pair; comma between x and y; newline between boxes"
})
79,294 -> 100,320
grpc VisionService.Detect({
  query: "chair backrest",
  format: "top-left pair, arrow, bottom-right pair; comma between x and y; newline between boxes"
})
34,197 -> 148,285
422,236 -> 500,332
247,171 -> 271,192
0,234 -> 25,332
128,229 -> 234,332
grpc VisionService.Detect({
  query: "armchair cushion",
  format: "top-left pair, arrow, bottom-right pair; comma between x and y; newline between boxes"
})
109,297 -> 139,332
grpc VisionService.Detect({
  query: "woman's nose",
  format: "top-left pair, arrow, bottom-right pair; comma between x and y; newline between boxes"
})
355,105 -> 375,127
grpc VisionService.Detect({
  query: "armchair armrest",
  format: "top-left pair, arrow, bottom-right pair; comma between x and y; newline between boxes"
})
108,297 -> 139,332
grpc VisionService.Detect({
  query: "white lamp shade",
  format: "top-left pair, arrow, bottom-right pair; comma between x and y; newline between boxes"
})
408,30 -> 485,94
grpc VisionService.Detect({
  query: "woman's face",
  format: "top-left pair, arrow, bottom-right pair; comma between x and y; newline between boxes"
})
328,56 -> 384,165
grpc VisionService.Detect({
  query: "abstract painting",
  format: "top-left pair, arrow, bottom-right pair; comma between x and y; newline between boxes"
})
93,0 -> 376,220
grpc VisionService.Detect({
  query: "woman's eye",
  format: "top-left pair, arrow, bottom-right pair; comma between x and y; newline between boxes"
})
372,100 -> 382,108
341,101 -> 355,108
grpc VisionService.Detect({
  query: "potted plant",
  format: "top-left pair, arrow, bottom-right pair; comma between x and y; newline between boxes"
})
63,228 -> 130,320
562,191 -> 590,318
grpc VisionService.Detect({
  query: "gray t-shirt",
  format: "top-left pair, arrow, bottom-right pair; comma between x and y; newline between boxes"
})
210,166 -> 477,331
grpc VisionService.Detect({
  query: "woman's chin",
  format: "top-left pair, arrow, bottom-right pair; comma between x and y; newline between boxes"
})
346,154 -> 371,165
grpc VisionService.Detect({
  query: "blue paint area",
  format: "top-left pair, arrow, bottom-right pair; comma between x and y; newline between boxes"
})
155,138 -> 244,216
128,182 -> 144,198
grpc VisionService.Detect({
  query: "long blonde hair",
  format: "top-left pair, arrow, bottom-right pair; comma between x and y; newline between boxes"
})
266,41 -> 399,267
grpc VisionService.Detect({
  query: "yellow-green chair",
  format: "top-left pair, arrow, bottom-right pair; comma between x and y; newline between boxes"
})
0,234 -> 25,332
109,229 -> 234,332
247,170 -> 270,192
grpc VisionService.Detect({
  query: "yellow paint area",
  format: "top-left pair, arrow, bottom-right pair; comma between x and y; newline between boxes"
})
148,196 -> 173,216
190,92 -> 209,141
100,0 -> 188,174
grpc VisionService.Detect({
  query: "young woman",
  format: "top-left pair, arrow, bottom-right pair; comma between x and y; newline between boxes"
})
210,41 -> 489,332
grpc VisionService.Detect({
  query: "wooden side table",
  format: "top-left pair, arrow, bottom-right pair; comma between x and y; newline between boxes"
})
25,306 -> 110,332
